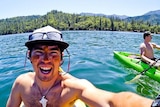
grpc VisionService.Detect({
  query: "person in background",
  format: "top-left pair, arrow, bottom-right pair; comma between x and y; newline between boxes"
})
7,26 -> 154,107
140,31 -> 160,66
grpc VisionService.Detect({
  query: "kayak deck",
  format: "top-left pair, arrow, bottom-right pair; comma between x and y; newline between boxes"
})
113,51 -> 160,83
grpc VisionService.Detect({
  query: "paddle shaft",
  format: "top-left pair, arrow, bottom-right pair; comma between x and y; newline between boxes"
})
141,58 -> 160,75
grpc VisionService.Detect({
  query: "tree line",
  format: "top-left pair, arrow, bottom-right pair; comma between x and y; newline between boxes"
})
0,10 -> 160,35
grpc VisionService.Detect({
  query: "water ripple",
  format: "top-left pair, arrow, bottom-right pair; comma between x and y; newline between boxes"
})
1,31 -> 160,106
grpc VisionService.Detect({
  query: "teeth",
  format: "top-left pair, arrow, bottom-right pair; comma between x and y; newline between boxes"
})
40,67 -> 52,74
40,67 -> 51,70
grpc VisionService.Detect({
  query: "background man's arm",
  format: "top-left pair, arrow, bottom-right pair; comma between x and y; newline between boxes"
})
140,46 -> 154,64
152,43 -> 160,50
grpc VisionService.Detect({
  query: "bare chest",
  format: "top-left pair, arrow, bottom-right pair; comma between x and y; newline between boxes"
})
145,43 -> 153,50
21,86 -> 75,107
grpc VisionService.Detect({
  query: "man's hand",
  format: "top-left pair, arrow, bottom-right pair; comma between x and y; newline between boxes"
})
150,60 -> 156,66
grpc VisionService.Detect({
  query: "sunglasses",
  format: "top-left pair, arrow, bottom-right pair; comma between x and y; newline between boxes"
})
29,32 -> 63,41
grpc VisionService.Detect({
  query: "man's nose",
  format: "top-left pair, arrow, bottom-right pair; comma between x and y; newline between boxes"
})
43,53 -> 50,61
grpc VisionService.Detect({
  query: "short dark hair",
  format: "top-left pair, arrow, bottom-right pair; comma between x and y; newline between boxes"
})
143,31 -> 153,39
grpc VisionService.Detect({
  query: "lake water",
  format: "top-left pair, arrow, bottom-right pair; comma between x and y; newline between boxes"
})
1,31 -> 160,106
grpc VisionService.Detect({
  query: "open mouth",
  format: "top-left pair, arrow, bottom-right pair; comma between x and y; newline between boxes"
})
40,67 -> 52,74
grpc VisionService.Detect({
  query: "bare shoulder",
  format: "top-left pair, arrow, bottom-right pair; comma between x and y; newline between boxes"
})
140,42 -> 145,48
14,72 -> 35,86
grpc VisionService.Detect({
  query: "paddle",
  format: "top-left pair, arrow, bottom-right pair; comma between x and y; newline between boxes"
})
125,58 -> 160,84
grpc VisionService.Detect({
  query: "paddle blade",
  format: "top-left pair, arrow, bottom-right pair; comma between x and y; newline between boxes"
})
125,74 -> 142,84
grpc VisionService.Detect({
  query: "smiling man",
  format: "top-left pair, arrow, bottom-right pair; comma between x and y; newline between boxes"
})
7,26 -> 154,107
7,25 -> 110,107
6,25 -> 85,107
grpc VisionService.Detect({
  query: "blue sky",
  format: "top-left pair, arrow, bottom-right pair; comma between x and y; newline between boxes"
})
1,0 -> 160,19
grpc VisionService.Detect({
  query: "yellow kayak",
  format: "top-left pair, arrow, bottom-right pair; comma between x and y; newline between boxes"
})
20,99 -> 86,107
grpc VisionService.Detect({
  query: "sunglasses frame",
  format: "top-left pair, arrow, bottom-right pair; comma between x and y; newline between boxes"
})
29,32 -> 63,41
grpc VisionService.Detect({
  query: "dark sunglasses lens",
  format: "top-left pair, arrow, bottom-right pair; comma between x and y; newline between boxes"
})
29,33 -> 44,40
47,32 -> 61,40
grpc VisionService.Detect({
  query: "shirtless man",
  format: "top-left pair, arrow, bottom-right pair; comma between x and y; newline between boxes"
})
140,31 -> 160,66
7,26 -> 154,107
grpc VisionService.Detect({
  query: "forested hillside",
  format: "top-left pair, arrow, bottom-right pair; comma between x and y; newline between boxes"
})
0,10 -> 160,35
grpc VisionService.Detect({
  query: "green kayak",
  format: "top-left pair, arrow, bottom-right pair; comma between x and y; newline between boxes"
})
113,51 -> 160,82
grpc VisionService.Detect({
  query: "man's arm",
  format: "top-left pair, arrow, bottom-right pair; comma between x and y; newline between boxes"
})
6,76 -> 22,107
152,43 -> 160,50
111,91 -> 153,107
62,78 -> 111,107
140,48 -> 154,64
62,75 -> 153,107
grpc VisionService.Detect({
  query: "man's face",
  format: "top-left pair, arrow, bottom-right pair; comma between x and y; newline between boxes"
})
146,35 -> 152,41
30,45 -> 61,81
